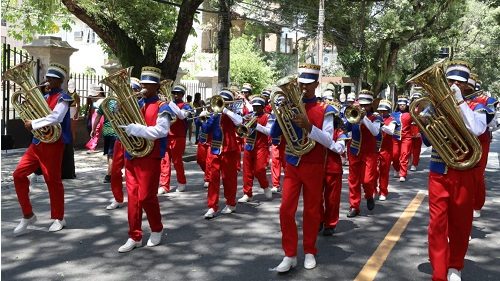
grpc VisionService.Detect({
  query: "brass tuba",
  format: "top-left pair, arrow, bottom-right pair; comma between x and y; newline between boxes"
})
407,59 -> 482,170
2,61 -> 62,143
270,76 -> 315,156
100,67 -> 154,158
344,104 -> 366,124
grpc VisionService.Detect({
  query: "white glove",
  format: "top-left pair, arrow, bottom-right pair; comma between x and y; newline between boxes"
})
199,110 -> 209,118
450,84 -> 463,103
181,109 -> 192,118
122,123 -> 142,136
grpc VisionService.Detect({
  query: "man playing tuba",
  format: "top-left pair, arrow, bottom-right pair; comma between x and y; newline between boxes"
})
116,66 -> 175,253
422,61 -> 489,281
12,63 -> 73,236
271,64 -> 337,272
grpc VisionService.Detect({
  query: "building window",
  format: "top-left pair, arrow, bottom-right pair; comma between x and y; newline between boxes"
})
1,19 -> 7,26
74,31 -> 84,41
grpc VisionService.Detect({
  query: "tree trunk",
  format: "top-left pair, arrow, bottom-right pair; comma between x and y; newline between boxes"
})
160,0 -> 205,80
371,41 -> 400,97
217,0 -> 231,88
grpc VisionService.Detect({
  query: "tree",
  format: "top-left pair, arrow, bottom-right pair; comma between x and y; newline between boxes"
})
230,35 -> 275,94
1,0 -> 204,79
271,0 -> 467,95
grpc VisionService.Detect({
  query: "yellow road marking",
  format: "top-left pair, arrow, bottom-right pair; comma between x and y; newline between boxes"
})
354,190 -> 426,281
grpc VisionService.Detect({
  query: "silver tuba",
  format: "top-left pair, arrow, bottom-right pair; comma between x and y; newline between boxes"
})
100,67 -> 154,158
2,61 -> 62,143
270,76 -> 315,156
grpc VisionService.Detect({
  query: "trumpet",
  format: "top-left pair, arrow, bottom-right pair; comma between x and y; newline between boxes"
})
344,104 -> 366,124
236,114 -> 258,137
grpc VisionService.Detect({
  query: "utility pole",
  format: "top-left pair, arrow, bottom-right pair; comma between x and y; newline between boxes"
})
317,0 -> 325,92
217,0 -> 231,89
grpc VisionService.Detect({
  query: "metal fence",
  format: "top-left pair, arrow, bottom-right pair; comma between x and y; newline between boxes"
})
1,43 -> 41,134
180,80 -> 209,100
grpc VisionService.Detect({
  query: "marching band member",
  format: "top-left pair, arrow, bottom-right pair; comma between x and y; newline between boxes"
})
465,73 -> 498,218
105,77 -> 142,210
262,89 -> 273,113
238,95 -> 273,203
391,95 -> 412,182
117,67 -> 174,253
345,90 -> 382,218
159,84 -> 192,194
321,99 -> 347,236
201,89 -> 243,219
13,63 -> 73,235
270,96 -> 286,193
272,64 -> 335,272
409,91 -> 423,171
195,110 -> 212,188
424,62 -> 488,281
377,100 -> 396,201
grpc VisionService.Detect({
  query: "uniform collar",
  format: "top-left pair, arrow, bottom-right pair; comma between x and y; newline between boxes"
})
302,96 -> 317,103
143,95 -> 160,103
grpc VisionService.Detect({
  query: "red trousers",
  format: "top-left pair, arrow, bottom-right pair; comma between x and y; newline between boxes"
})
125,157 -> 163,241
378,149 -> 392,196
428,170 -> 474,281
13,142 -> 65,219
411,137 -> 422,167
160,137 -> 187,191
207,150 -> 239,211
473,139 -> 490,211
242,146 -> 270,197
280,162 -> 324,257
196,142 -> 212,182
392,138 -> 412,177
271,144 -> 286,187
322,172 -> 342,228
110,140 -> 125,203
348,151 -> 378,210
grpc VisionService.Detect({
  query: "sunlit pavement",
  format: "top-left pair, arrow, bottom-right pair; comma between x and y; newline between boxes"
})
2,132 -> 499,281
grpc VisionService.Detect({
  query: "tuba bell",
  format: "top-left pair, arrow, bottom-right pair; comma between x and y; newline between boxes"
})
159,79 -> 174,103
100,67 -> 154,158
2,61 -> 62,143
407,59 -> 482,170
270,76 -> 315,156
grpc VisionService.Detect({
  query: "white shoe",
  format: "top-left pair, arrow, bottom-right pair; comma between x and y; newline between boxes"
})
393,171 -> 399,178
264,188 -> 273,200
221,205 -> 236,214
158,187 -> 167,195
410,165 -> 417,171
447,268 -> 461,281
275,256 -> 297,273
203,182 -> 209,188
238,194 -> 252,203
270,186 -> 280,193
48,219 -> 66,232
147,230 -> 163,247
118,238 -> 142,253
204,208 -> 216,219
106,200 -> 124,210
473,210 -> 481,218
304,254 -> 316,269
379,195 -> 387,201
176,184 -> 186,192
13,215 -> 37,236
399,176 -> 406,182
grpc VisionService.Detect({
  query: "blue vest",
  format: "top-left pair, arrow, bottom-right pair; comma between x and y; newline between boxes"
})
33,89 -> 73,145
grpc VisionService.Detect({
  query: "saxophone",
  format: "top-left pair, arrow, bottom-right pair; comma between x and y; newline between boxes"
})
100,67 -> 154,158
270,76 -> 315,156
2,61 -> 62,143
407,59 -> 482,170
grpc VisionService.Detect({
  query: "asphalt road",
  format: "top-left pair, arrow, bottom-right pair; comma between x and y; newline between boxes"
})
2,132 -> 499,281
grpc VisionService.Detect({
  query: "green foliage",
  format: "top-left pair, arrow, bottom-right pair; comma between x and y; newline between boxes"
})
263,51 -> 297,80
230,35 -> 275,94
1,0 -> 74,41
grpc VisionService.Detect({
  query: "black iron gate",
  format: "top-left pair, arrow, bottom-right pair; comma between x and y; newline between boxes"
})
1,43 -> 41,148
